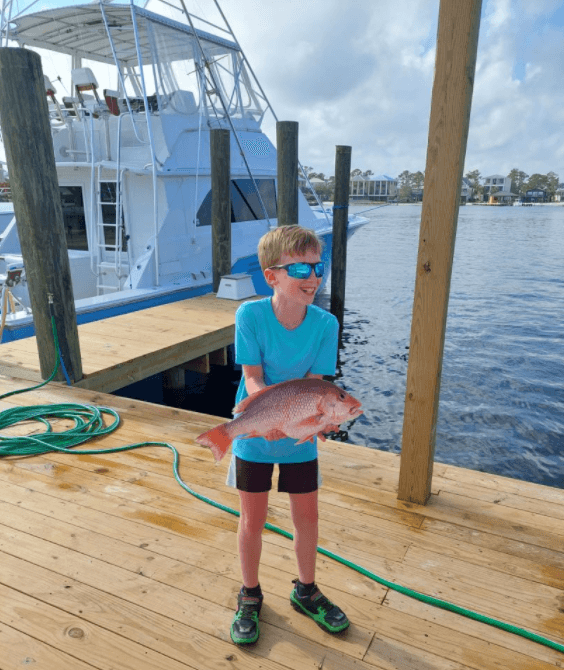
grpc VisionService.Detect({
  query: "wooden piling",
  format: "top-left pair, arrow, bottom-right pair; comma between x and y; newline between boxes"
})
0,48 -> 82,382
330,145 -> 352,336
210,128 -> 231,293
398,0 -> 482,505
276,121 -> 299,226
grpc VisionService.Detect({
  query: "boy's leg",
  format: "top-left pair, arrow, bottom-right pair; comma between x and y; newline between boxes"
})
238,490 -> 269,588
231,488 -> 269,645
288,489 -> 349,634
288,490 -> 318,584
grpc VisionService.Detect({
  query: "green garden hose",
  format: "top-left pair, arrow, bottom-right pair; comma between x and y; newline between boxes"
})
0,314 -> 562,656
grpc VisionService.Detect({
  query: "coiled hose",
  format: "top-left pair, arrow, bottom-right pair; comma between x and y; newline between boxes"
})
0,314 -> 562,656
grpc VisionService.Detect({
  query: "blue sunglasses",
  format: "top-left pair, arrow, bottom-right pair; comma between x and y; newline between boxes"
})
268,262 -> 325,279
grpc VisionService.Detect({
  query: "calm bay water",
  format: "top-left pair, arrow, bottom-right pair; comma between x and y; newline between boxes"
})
317,203 -> 564,488
118,203 -> 564,488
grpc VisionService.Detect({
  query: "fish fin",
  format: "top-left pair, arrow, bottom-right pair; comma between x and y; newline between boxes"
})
294,413 -> 325,428
232,388 -> 268,414
264,428 -> 289,441
295,433 -> 318,445
232,379 -> 292,414
195,424 -> 232,462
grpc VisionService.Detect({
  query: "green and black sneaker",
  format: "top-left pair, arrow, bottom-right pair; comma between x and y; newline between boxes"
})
230,587 -> 263,645
290,579 -> 350,633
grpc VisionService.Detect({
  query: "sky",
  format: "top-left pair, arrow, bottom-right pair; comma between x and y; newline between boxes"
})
215,0 -> 564,182
3,0 -> 563,184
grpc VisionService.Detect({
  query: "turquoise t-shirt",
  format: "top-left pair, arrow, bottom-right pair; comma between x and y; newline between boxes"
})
232,297 -> 339,463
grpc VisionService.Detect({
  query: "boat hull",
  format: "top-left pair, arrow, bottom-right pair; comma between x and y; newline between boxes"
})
1,222 -> 364,342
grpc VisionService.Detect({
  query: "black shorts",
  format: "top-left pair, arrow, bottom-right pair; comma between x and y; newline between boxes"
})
235,456 -> 319,494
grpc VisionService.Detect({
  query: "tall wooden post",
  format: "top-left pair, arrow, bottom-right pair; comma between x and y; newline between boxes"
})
398,0 -> 482,505
276,121 -> 299,226
331,145 -> 352,336
210,128 -> 231,293
0,48 -> 82,382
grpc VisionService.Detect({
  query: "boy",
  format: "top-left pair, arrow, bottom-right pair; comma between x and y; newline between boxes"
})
226,224 -> 350,645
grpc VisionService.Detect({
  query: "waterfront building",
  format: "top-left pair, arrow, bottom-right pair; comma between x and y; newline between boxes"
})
523,188 -> 548,203
350,175 -> 398,202
482,174 -> 512,201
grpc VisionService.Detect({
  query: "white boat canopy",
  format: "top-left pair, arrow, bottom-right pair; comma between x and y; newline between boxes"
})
7,3 -> 239,65
5,2 -> 266,120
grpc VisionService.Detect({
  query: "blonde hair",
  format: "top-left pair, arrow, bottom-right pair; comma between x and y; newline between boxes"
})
258,225 -> 324,272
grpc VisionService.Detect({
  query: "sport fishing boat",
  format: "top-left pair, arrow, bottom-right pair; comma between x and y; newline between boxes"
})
0,0 -> 368,342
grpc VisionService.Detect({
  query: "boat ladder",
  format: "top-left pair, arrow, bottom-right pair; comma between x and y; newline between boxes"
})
94,166 -> 129,295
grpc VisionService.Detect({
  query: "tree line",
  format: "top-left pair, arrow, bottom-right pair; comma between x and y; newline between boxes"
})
301,166 -> 561,201
397,168 -> 560,200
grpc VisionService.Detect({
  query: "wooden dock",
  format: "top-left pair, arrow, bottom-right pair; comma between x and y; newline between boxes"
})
0,374 -> 562,669
0,294 -> 261,392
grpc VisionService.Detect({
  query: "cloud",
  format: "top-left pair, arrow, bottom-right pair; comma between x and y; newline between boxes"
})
222,0 -> 563,181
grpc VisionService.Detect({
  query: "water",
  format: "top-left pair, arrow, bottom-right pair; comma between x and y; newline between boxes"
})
117,204 -> 564,488
318,204 -> 564,488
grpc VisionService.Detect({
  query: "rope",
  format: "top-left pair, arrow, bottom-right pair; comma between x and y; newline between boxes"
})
0,316 -> 562,657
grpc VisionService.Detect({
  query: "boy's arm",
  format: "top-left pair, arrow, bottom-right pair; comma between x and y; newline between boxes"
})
242,364 -> 267,395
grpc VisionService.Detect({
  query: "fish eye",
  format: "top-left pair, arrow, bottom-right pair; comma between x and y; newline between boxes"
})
339,393 -> 345,400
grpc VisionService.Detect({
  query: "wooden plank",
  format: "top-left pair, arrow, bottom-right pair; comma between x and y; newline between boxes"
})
402,545 -> 563,611
0,293 -> 260,390
0,581 -> 200,670
399,492 -> 564,553
0,361 -> 42,382
276,121 -> 299,226
0,466 -> 389,610
209,347 -> 228,365
439,466 -> 564,506
398,0 -> 482,504
183,354 -> 210,373
0,551 -> 289,670
330,145 -> 352,336
162,365 -> 185,390
73,328 -> 233,392
0,452 -> 411,569
0,620 -> 98,670
434,479 -> 564,521
0,48 -> 82,383
0,522 -> 376,661
420,516 -> 564,574
210,128 -> 231,292
1,374 -> 563,669
365,598 -> 560,670
3,448 -> 562,645
382,589 -> 563,668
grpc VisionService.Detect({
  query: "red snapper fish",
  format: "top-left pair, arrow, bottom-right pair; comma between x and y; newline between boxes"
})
196,378 -> 363,462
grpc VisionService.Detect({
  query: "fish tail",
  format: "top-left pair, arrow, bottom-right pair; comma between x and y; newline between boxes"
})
196,424 -> 233,462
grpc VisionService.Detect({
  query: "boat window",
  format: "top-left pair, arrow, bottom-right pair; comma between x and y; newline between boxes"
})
100,182 -> 128,252
196,179 -> 277,226
60,186 -> 87,251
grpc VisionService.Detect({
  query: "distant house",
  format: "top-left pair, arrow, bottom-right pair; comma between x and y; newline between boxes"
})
523,188 -> 548,203
482,174 -> 512,202
554,183 -> 564,202
489,190 -> 518,204
350,175 -> 398,202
